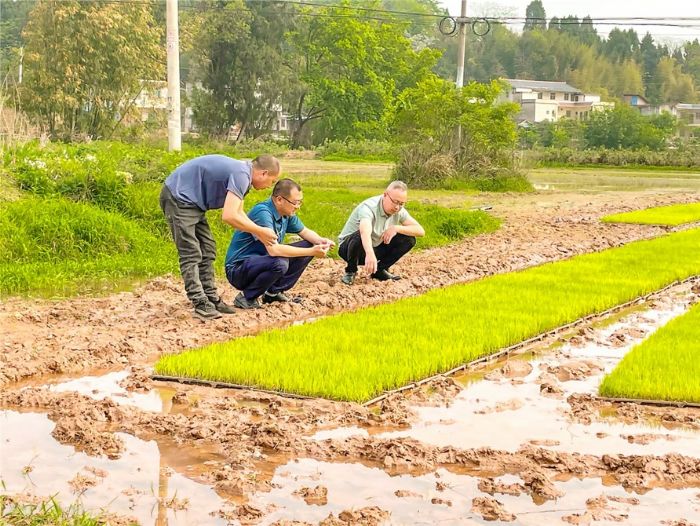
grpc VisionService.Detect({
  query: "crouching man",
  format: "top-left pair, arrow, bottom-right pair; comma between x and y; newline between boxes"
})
224,179 -> 334,308
338,181 -> 425,285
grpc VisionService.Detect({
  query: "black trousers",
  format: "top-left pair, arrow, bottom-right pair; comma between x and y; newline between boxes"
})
338,231 -> 416,274
159,185 -> 218,306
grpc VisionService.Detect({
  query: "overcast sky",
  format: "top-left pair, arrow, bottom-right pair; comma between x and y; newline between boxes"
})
438,0 -> 700,45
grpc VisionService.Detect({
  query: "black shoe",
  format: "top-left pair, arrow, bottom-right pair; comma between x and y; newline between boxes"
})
341,272 -> 356,286
211,298 -> 235,314
194,301 -> 223,320
233,292 -> 261,310
371,269 -> 401,281
262,291 -> 290,304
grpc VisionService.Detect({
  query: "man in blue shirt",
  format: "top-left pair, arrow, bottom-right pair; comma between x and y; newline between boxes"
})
225,179 -> 334,309
160,154 -> 280,320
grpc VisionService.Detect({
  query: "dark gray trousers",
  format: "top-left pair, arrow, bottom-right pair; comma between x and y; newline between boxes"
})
159,185 -> 219,306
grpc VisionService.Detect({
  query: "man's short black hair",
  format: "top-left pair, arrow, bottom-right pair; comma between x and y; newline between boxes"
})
272,178 -> 301,198
252,154 -> 280,174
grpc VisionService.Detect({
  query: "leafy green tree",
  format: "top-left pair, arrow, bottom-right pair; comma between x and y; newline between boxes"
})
0,0 -> 36,83
656,56 -> 698,103
584,105 -> 675,150
603,28 -> 639,63
285,1 -> 439,147
394,76 -> 519,185
610,60 -> 644,98
190,0 -> 295,139
20,0 -> 163,139
681,39 -> 700,88
523,0 -> 546,32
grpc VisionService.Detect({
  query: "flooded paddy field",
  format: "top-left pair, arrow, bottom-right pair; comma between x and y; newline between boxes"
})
2,190 -> 700,525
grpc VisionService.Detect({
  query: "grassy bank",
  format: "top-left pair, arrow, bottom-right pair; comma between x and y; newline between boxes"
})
155,228 -> 700,402
602,202 -> 700,226
0,142 -> 500,297
599,301 -> 700,403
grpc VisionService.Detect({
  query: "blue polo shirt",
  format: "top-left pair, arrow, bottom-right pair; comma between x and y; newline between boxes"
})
164,154 -> 252,211
225,198 -> 305,267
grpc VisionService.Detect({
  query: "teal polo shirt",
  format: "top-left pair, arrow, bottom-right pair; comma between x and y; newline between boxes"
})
225,198 -> 305,267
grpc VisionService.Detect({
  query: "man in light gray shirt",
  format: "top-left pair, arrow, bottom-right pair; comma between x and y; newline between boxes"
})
337,181 -> 425,285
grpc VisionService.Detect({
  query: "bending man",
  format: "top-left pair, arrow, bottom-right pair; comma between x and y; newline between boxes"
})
225,179 -> 334,309
160,154 -> 280,320
338,180 -> 424,285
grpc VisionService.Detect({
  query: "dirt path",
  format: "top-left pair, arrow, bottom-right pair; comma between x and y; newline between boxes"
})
1,191 -> 696,387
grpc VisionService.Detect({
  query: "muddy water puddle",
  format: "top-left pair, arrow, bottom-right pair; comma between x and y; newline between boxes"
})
0,410 -> 228,525
47,370 -> 178,413
250,459 -> 700,525
358,288 -> 700,457
3,283 -> 700,525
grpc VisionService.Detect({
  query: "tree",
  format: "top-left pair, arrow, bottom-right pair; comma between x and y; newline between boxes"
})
189,0 -> 295,139
20,0 -> 163,139
394,76 -> 519,186
285,1 -> 439,147
0,0 -> 36,83
603,28 -> 639,63
610,60 -> 644,98
639,33 -> 663,102
523,0 -> 546,32
584,105 -> 674,150
655,56 -> 698,103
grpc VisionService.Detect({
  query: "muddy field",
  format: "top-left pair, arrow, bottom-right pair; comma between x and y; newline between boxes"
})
2,189 -> 700,525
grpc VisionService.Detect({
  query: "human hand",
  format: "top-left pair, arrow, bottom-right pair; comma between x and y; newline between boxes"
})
258,227 -> 278,246
320,237 -> 336,248
381,226 -> 397,244
311,244 -> 330,258
364,253 -> 378,275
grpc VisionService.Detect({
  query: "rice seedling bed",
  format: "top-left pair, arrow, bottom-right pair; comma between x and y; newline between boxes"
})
155,228 -> 700,403
599,300 -> 700,404
602,202 -> 700,226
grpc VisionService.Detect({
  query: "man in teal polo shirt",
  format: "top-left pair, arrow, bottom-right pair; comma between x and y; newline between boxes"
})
225,178 -> 334,309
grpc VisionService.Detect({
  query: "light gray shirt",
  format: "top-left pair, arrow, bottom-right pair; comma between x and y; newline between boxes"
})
338,195 -> 413,247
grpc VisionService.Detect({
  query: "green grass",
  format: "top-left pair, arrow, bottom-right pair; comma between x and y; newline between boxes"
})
0,197 -> 176,297
155,228 -> 700,402
599,301 -> 700,403
0,144 -> 499,297
0,494 -> 125,526
602,202 -> 700,226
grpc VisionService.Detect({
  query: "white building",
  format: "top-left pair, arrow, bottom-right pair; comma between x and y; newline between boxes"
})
503,79 -> 611,123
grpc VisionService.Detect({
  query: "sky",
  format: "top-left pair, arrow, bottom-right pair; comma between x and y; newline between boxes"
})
438,0 -> 700,45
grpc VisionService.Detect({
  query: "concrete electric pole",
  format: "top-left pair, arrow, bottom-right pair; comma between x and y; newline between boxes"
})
455,0 -> 467,88
166,0 -> 182,151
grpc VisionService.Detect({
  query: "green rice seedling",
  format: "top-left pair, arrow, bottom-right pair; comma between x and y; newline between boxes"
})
155,228 -> 700,402
602,202 -> 700,226
599,301 -> 700,403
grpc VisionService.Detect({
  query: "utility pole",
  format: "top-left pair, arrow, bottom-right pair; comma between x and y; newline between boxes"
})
455,0 -> 467,149
455,0 -> 467,88
18,47 -> 23,84
166,0 -> 181,151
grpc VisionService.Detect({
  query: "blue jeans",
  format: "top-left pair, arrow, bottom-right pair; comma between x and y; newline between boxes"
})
225,240 -> 314,300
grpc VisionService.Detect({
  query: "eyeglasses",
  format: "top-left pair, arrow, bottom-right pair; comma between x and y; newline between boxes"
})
385,193 -> 406,208
279,195 -> 303,207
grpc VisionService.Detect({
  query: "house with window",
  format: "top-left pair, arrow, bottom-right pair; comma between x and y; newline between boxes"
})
676,103 -> 700,139
502,79 -> 611,123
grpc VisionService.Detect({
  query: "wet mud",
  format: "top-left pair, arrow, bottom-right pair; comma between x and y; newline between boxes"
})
2,193 -> 700,525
